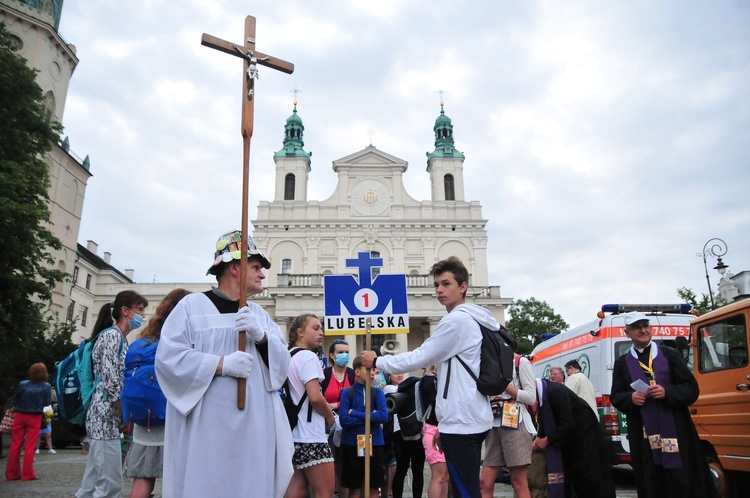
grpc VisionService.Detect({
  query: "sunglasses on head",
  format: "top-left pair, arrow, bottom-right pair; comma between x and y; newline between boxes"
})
333,339 -> 348,345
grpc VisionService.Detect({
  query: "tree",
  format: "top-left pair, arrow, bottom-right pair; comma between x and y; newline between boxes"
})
505,297 -> 569,354
677,287 -> 727,316
0,23 -> 73,389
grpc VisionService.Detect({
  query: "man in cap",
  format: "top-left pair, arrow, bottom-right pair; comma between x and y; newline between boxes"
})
610,312 -> 716,498
155,231 -> 293,498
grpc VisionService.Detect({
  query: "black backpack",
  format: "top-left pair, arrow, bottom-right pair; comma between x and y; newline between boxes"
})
443,320 -> 516,398
281,348 -> 313,430
392,377 -> 425,440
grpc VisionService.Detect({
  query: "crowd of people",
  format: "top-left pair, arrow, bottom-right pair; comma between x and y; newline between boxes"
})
2,230 -> 718,498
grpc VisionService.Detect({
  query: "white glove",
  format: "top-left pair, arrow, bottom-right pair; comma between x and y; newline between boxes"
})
235,306 -> 266,343
221,351 -> 254,378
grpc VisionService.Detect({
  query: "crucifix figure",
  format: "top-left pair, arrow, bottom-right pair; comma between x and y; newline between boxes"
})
202,16 -> 294,410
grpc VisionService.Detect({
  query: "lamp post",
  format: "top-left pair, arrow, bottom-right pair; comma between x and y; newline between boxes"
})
697,238 -> 728,310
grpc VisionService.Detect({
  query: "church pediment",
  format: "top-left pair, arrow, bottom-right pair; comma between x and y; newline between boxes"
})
332,145 -> 407,173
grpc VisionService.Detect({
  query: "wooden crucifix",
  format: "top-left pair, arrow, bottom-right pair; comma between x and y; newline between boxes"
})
202,16 -> 294,410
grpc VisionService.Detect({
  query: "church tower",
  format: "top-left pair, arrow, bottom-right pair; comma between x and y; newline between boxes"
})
426,102 -> 466,202
273,100 -> 311,201
0,0 -> 77,122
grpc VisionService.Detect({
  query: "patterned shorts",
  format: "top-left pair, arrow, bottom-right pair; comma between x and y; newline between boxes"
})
483,424 -> 533,468
292,442 -> 334,470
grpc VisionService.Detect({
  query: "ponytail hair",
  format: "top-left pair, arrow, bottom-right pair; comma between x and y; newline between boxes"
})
90,290 -> 148,339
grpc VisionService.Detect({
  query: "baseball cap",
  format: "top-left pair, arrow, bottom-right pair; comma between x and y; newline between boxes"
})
623,312 -> 651,327
206,230 -> 271,276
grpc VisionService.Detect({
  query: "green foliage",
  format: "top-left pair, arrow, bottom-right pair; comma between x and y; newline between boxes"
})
0,23 -> 70,389
677,287 -> 728,316
506,297 -> 569,354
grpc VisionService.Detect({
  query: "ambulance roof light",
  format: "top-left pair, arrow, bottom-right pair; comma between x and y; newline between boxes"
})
600,303 -> 692,314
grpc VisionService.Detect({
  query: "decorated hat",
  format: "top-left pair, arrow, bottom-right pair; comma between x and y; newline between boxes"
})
206,230 -> 271,275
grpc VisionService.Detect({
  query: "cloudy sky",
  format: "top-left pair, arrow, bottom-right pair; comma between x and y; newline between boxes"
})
56,0 -> 749,327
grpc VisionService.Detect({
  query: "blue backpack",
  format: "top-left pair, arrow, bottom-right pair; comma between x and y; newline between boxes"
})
121,338 -> 167,427
55,327 -> 124,425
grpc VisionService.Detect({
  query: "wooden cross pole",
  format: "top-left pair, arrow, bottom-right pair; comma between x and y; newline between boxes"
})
364,317 -> 373,492
201,16 -> 294,410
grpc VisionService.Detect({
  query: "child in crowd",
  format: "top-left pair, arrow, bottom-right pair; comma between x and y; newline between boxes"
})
338,357 -> 389,498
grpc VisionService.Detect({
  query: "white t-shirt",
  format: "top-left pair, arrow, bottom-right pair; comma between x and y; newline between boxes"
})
288,349 -> 326,443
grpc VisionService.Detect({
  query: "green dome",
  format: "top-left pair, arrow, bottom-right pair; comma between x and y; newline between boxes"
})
275,101 -> 311,161
434,108 -> 452,128
426,103 -> 464,164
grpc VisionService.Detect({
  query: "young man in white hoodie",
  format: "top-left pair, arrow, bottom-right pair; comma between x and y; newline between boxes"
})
361,256 -> 495,498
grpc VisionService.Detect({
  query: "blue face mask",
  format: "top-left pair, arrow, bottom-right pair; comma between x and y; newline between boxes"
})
334,353 -> 350,367
127,310 -> 143,331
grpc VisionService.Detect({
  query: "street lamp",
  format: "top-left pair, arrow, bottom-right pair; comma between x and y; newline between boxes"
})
697,238 -> 728,310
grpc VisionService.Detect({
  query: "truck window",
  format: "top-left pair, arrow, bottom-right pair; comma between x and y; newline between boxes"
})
698,314 -> 749,373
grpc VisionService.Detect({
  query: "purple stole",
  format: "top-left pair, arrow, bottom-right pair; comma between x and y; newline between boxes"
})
537,379 -> 565,498
625,344 -> 682,468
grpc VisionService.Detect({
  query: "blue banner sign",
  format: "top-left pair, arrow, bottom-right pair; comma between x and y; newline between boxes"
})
324,252 -> 409,335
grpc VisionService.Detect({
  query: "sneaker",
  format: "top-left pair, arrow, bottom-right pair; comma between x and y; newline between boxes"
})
48,449 -> 56,454
34,449 -> 39,455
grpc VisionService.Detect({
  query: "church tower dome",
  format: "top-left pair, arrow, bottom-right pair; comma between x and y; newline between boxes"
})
273,99 -> 311,201
275,100 -> 310,160
426,101 -> 465,201
427,101 -> 465,163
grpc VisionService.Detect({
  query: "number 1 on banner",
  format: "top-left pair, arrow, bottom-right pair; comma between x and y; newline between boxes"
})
354,288 -> 378,312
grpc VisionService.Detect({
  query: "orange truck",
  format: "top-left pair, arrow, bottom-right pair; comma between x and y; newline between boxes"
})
684,298 -> 750,498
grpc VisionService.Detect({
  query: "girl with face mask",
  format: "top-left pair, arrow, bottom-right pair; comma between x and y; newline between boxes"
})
76,290 -> 148,498
321,340 -> 356,498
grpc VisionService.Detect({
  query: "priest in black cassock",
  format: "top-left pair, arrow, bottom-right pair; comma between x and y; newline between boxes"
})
611,312 -> 716,498
532,378 -> 615,498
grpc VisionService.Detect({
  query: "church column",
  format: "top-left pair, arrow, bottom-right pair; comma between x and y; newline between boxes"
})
428,318 -> 441,337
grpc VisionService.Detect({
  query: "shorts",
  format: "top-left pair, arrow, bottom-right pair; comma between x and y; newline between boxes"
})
341,444 -> 385,490
292,442 -> 334,470
482,424 -> 533,468
422,423 -> 446,465
124,442 -> 163,478
39,423 -> 51,435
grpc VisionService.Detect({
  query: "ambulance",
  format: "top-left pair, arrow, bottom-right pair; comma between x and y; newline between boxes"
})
529,303 -> 694,465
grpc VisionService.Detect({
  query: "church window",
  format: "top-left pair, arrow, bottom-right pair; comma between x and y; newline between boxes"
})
73,266 -> 80,283
284,173 -> 295,200
444,174 -> 455,200
66,301 -> 75,322
281,259 -> 292,275
86,274 -> 92,290
81,306 -> 88,327
371,251 -> 381,279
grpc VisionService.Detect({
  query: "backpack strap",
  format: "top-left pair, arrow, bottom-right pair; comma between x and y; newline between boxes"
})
443,317 -> 483,399
289,348 -> 314,424
321,367 -> 333,393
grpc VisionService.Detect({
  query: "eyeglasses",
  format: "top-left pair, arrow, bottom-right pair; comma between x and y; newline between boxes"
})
333,339 -> 348,345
